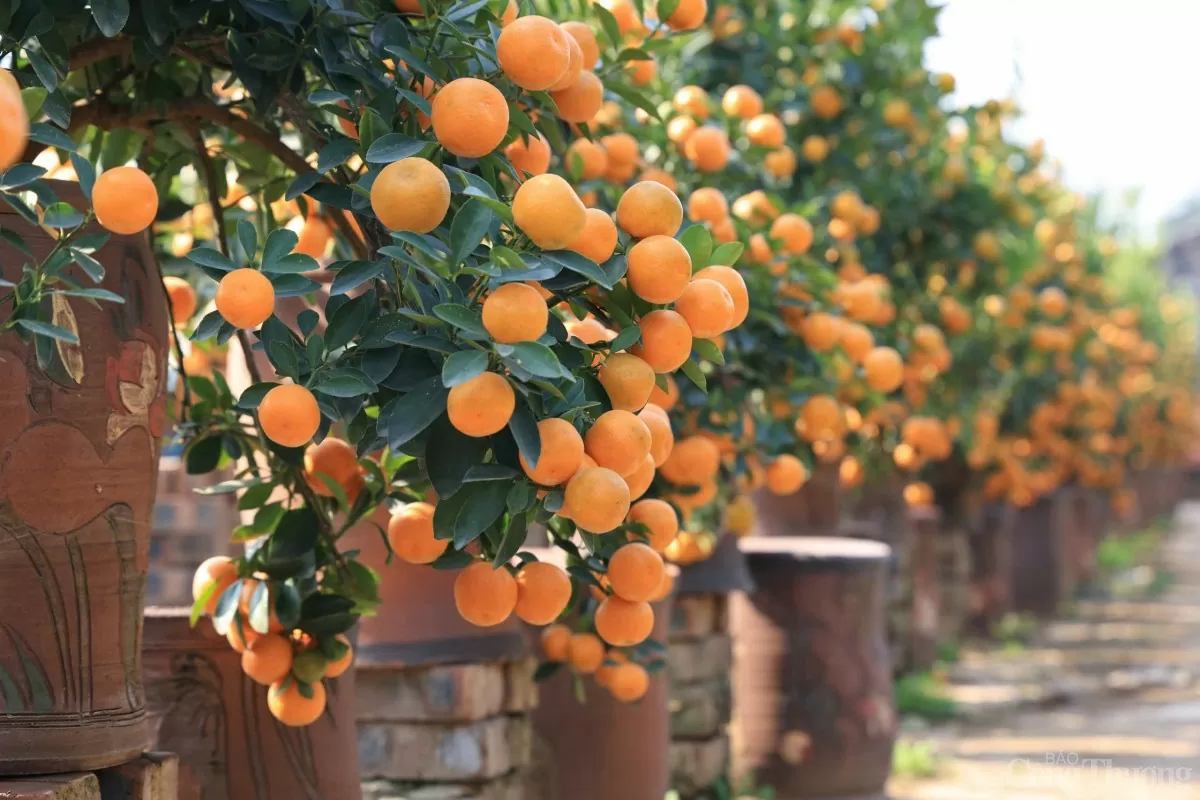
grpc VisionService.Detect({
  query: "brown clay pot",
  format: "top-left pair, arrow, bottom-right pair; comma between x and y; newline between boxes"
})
338,508 -> 528,666
0,182 -> 166,773
142,608 -> 362,800
966,501 -> 1015,632
751,463 -> 842,539
675,533 -> 754,595
732,537 -> 895,799
528,550 -> 676,800
1010,490 -> 1083,615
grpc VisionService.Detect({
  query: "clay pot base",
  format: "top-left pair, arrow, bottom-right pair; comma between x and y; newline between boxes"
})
0,713 -> 149,776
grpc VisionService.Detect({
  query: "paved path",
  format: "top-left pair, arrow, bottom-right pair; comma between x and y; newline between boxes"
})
889,503 -> 1200,799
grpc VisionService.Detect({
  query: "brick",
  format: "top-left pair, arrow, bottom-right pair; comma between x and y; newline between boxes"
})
670,595 -> 719,639
670,678 -> 730,739
357,663 -> 508,723
0,774 -> 100,800
503,659 -> 538,713
668,634 -> 731,683
669,737 -> 729,796
96,752 -> 178,800
358,716 -> 531,781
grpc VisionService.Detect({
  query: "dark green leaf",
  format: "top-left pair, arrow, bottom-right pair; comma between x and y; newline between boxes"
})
593,4 -> 622,47
504,342 -> 571,380
447,199 -> 493,269
381,375 -> 449,448
70,249 -> 105,283
286,172 -> 322,201
491,512 -> 528,568
679,358 -> 707,392
433,303 -> 487,338
692,337 -> 725,365
710,241 -> 745,266
0,164 -> 46,189
262,229 -> 299,269
69,154 -> 95,199
331,260 -> 384,295
185,435 -> 223,474
365,133 -> 425,164
508,400 -> 541,469
427,416 -> 489,499
542,250 -> 613,289
263,253 -> 319,274
54,287 -> 124,304
608,325 -> 641,353
432,479 -> 510,548
442,349 -> 489,387
91,0 -> 131,36
312,368 -> 377,397
237,219 -> 258,258
316,138 -> 358,173
605,80 -> 661,121
187,247 -> 236,272
16,318 -> 77,343
28,122 -> 76,152
679,224 -> 712,270
325,295 -> 371,350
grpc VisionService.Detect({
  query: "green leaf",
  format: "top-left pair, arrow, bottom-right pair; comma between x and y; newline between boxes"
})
432,479 -> 511,548
262,229 -> 299,269
330,260 -> 384,296
679,224 -> 712,270
433,303 -> 487,338
381,375 -> 450,448
16,319 -> 77,344
286,172 -> 322,201
28,122 -> 75,153
542,250 -> 613,289
692,337 -> 725,365
508,400 -> 541,468
91,0 -> 131,36
608,325 -> 641,353
491,512 -> 528,568
54,287 -> 125,304
0,164 -> 46,189
447,199 -> 494,269
262,253 -> 319,274
316,138 -> 358,173
365,133 -> 425,164
187,247 -> 236,272
70,154 -> 95,200
710,241 -> 745,266
185,435 -> 223,474
533,660 -> 563,682
312,368 -> 377,397
504,342 -> 571,380
427,416 -> 489,499
593,4 -> 622,47
605,81 -> 661,121
679,358 -> 707,392
325,295 -> 372,350
657,0 -> 680,25
442,350 -> 489,387
237,219 -> 258,258
238,482 -> 275,511
236,382 -> 276,410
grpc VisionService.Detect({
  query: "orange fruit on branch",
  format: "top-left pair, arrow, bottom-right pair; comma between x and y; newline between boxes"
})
598,352 -> 656,412
542,623 -> 572,661
594,596 -> 654,646
215,268 -> 275,329
387,501 -> 447,564
693,265 -> 748,327
564,466 -> 631,533
564,138 -> 608,181
608,542 -> 666,603
568,632 -> 605,673
637,404 -> 675,467
566,207 -> 618,263
616,181 -> 684,239
268,678 -> 326,727
675,278 -> 735,338
192,556 -> 237,616
512,173 -> 587,249
721,85 -> 763,119
242,634 -> 294,686
664,0 -> 707,30
455,562 -> 519,627
497,15 -> 574,90
863,346 -> 904,393
550,70 -> 604,123
608,662 -> 650,702
585,409 -> 653,477
520,417 -> 585,486
659,434 -> 721,487
163,276 -> 197,325
504,133 -> 553,179
687,187 -> 729,225
631,310 -> 692,373
303,438 -> 361,496
483,282 -> 548,343
560,21 -> 600,69
448,371 -> 516,437
745,113 -> 785,148
765,454 -> 808,495
683,126 -> 731,172
627,498 -> 679,552
93,166 -> 159,235
627,235 -> 692,303
258,384 -> 321,448
431,78 -> 509,158
514,561 -> 572,625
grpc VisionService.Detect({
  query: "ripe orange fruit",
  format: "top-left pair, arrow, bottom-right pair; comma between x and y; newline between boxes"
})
746,113 -> 785,148
625,57 -> 657,86
665,0 -> 707,29
594,596 -> 654,646
448,372 -> 515,438
684,126 -> 731,172
267,678 -> 326,727
565,138 -> 608,180
242,634 -> 294,686
216,268 -> 275,329
504,133 -> 552,178
598,353 -> 656,412
455,562 -> 518,627
638,404 -> 675,466
623,453 -> 655,500
431,78 -> 509,158
387,502 -> 447,564
542,623 -> 572,661
394,0 -> 422,11
601,132 -> 639,165
585,409 -> 653,476
839,321 -> 874,363
797,394 -> 843,441
811,85 -> 843,119
513,173 -> 587,250
616,181 -> 684,239
693,266 -> 749,328
561,21 -> 600,69
912,323 -> 944,352
293,214 -> 332,259
1039,286 -> 1067,318
258,384 -> 321,448
599,0 -> 642,33
864,346 -> 904,392
770,213 -> 814,255
764,146 -> 797,178
568,632 -> 605,673
800,312 -> 841,352
673,85 -> 710,119
564,467 -> 632,533
566,208 -> 618,264
594,649 -> 629,688
608,662 -> 650,702
514,561 -> 572,625
521,417 -> 585,486
163,276 -> 197,325
659,435 -> 721,487
497,16 -> 573,90
648,374 -> 680,410
631,310 -> 693,373
483,283 -> 548,344
627,235 -> 692,303
638,167 -> 677,192
551,70 -> 604,123
565,315 -> 615,346
675,278 -> 735,338
627,498 -> 679,552
765,454 -> 808,494
93,166 -> 159,235
801,135 -> 829,162
608,543 -> 666,603
192,556 -> 237,615
549,27 -> 584,92
303,438 -> 361,496
721,85 -> 763,119
667,115 -> 699,144
688,187 -> 729,224
226,616 -> 261,654
0,71 -> 27,172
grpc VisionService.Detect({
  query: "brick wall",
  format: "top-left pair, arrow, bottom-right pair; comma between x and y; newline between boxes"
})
669,593 -> 732,797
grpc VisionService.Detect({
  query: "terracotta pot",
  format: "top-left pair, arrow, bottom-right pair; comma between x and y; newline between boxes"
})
0,182 -> 166,774
675,533 -> 754,595
751,463 -> 842,539
339,508 -> 528,666
966,501 -> 1015,632
1010,493 -> 1072,616
907,507 -> 941,670
732,537 -> 895,798
527,550 -> 676,800
142,608 -> 362,800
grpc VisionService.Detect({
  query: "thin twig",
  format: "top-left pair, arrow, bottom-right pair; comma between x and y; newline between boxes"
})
158,257 -> 192,422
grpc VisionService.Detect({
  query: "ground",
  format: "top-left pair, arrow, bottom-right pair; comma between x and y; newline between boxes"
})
888,503 -> 1200,800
